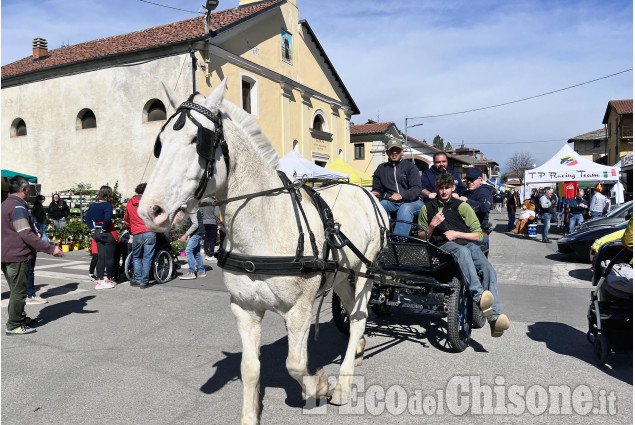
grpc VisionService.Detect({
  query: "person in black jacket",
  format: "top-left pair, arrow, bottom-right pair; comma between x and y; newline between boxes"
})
371,137 -> 423,235
48,193 -> 70,228
506,189 -> 519,231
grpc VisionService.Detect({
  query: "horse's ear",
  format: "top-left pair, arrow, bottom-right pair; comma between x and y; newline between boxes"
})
204,77 -> 228,109
161,81 -> 180,111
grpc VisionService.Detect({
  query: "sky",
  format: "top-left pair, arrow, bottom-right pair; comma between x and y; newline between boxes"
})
1,0 -> 633,170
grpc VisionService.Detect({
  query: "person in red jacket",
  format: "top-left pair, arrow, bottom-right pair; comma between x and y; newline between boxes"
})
124,183 -> 155,289
1,175 -> 64,335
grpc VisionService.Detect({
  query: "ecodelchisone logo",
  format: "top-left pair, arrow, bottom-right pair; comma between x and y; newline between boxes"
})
560,156 -> 578,166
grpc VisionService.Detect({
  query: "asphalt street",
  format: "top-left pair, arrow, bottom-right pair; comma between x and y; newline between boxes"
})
2,212 -> 632,424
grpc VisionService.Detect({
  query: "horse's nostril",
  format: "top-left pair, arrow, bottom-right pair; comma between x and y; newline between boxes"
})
152,205 -> 163,215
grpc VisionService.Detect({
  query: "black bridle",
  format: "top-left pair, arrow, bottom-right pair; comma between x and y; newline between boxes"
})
154,92 -> 230,200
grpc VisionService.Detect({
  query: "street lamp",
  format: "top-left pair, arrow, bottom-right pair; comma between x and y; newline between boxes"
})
204,1 -> 219,35
404,116 -> 424,163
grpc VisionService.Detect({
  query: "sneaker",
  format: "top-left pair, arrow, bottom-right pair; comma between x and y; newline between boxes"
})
490,314 -> 510,337
95,281 -> 115,290
6,326 -> 36,336
205,255 -> 215,261
198,271 -> 207,278
88,274 -> 97,281
179,272 -> 197,280
26,296 -> 48,305
478,290 -> 494,317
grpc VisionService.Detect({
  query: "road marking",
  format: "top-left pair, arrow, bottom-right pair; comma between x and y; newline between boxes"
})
35,261 -> 87,270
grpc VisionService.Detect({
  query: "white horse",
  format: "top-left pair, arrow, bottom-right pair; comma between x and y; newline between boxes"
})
139,79 -> 387,424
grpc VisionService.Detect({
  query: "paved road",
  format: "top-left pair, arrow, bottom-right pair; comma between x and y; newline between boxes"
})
2,213 -> 632,424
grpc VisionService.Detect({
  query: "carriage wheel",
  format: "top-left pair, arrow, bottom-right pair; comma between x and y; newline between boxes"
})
154,250 -> 174,284
331,292 -> 350,335
124,252 -> 134,282
446,277 -> 471,352
472,301 -> 487,329
594,333 -> 609,367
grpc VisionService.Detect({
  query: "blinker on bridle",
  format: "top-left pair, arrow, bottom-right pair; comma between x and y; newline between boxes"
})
154,92 -> 230,200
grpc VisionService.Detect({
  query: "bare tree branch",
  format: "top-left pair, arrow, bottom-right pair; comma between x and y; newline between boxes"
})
505,152 -> 536,185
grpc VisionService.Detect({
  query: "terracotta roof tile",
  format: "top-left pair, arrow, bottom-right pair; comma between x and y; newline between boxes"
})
350,122 -> 394,135
603,99 -> 633,124
2,1 -> 283,80
610,99 -> 633,115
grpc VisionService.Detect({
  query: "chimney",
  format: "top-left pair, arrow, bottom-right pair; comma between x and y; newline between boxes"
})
32,38 -> 48,59
480,153 -> 484,160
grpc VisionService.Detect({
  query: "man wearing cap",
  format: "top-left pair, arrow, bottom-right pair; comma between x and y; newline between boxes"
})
420,152 -> 467,202
459,168 -> 493,227
371,137 -> 423,235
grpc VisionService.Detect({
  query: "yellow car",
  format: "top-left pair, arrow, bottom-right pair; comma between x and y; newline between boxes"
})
589,229 -> 626,262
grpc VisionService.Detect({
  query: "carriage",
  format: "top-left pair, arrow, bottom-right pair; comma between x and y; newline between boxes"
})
329,219 -> 488,353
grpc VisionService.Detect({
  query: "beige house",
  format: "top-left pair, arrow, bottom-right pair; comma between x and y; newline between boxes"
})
602,99 -> 633,166
2,0 -> 359,197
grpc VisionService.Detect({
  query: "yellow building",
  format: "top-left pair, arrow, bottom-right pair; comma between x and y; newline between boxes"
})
1,0 -> 359,196
602,99 -> 633,165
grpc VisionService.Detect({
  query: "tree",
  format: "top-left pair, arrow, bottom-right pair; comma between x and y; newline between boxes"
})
505,152 -> 536,185
444,142 -> 452,152
433,135 -> 444,150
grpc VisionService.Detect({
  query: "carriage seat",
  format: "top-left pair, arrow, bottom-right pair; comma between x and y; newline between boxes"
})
601,263 -> 633,302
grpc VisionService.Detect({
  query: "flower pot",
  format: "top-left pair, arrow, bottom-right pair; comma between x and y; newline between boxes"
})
73,244 -> 80,251
180,251 -> 186,257
62,244 -> 71,253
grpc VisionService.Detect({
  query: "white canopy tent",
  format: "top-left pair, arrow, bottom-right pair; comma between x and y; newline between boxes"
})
277,146 -> 349,181
524,144 -> 620,184
523,144 -> 622,203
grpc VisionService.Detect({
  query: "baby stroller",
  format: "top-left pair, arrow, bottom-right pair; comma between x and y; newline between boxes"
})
587,248 -> 633,366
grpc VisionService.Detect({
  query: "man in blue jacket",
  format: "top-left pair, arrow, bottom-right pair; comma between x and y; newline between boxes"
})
420,152 -> 466,202
372,137 -> 423,235
459,168 -> 493,228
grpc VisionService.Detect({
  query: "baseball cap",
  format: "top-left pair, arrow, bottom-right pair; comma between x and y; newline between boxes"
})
465,168 -> 483,180
385,137 -> 403,151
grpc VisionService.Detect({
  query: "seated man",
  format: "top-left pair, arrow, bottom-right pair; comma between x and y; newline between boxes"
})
420,152 -> 466,202
418,172 -> 510,337
372,137 -> 423,236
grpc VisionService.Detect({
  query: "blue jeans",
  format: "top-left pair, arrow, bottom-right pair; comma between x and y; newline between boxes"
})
26,257 -> 36,298
507,210 -> 515,231
132,232 -> 156,285
542,213 -> 552,240
37,222 -> 49,243
380,199 -> 424,236
440,241 -> 500,319
590,211 -> 602,218
569,213 -> 584,234
185,234 -> 205,274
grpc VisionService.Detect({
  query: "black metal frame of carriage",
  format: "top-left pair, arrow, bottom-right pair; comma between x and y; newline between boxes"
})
331,221 -> 487,353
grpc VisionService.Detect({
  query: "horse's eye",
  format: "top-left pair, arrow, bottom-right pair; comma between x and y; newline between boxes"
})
191,136 -> 198,145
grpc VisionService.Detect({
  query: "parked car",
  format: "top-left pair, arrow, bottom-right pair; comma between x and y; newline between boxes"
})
574,201 -> 633,233
557,220 -> 629,261
589,228 -> 626,262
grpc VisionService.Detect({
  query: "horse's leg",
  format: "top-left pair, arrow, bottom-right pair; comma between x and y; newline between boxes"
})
230,298 -> 264,425
333,280 -> 366,366
330,278 -> 372,405
285,296 -> 330,399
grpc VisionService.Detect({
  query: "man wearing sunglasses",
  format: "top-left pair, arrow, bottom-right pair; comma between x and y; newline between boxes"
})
371,137 -> 423,235
420,152 -> 466,202
459,168 -> 492,228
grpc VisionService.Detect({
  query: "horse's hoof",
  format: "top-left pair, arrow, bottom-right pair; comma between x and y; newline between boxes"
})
328,383 -> 349,406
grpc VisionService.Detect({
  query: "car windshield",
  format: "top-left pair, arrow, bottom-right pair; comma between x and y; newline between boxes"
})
607,201 -> 633,218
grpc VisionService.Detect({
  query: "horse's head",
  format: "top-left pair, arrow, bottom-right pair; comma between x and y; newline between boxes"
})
140,79 -> 230,231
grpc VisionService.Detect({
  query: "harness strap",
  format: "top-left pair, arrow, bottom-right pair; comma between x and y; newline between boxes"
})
217,250 -> 338,275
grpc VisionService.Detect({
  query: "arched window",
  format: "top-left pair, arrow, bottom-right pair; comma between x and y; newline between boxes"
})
10,118 -> 27,137
77,108 -> 97,129
311,110 -> 329,133
143,99 -> 167,122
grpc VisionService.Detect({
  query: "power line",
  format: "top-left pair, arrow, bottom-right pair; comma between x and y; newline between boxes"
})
138,0 -> 202,14
468,138 -> 569,145
410,69 -> 633,119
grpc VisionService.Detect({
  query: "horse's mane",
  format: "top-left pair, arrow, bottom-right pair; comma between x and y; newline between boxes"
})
217,97 -> 280,171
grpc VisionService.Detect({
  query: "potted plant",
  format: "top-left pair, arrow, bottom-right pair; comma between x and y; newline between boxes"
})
65,220 -> 90,251
170,240 -> 188,256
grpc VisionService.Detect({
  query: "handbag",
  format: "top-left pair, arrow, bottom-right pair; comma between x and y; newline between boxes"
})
92,226 -> 111,243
